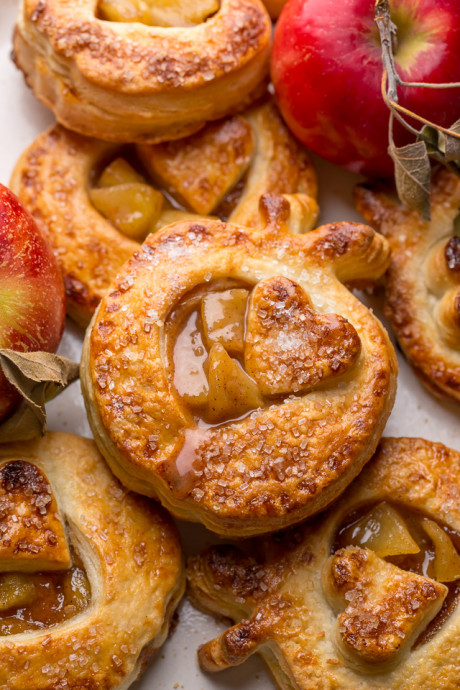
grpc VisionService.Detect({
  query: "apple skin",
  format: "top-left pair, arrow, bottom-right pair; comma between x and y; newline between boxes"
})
271,0 -> 460,177
0,184 -> 66,421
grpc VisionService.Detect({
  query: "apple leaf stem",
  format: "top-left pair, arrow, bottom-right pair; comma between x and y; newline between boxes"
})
375,0 -> 460,219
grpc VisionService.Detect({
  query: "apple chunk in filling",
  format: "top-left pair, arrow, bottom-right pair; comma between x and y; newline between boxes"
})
168,285 -> 263,423
97,0 -> 220,27
338,502 -> 420,559
90,156 -> 165,241
207,343 -> 263,422
201,289 -> 248,356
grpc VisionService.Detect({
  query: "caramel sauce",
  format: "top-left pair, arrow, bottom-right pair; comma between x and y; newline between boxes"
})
333,502 -> 460,649
170,426 -> 211,499
0,549 -> 90,636
173,310 -> 209,408
161,281 -> 267,498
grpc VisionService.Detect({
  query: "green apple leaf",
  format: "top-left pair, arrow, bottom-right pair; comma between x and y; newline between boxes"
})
389,140 -> 431,220
0,350 -> 79,443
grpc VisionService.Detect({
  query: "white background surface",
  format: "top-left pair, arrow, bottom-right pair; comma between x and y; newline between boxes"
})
1,1 -> 459,688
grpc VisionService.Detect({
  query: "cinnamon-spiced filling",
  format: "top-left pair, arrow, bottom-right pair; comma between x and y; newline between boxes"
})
0,460 -> 91,636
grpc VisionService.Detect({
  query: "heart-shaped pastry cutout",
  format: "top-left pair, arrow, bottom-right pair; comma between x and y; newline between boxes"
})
137,115 -> 254,215
244,276 -> 361,397
323,547 -> 447,668
0,460 -> 71,572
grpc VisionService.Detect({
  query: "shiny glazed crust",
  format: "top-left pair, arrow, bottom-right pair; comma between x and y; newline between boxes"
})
0,432 -> 184,690
10,99 -> 318,326
355,169 -> 460,404
81,195 -> 397,537
13,0 -> 271,143
188,437 -> 460,688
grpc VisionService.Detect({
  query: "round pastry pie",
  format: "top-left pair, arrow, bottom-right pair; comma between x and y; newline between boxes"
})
81,193 -> 397,537
188,437 -> 460,688
355,169 -> 460,404
0,431 -> 184,689
10,99 -> 318,327
13,0 -> 271,143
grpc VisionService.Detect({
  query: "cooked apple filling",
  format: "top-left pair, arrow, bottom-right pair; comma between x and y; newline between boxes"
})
167,277 -> 362,424
0,459 -> 91,636
335,501 -> 460,583
0,551 -> 91,636
97,0 -> 220,27
90,156 -> 165,241
167,283 -> 262,424
90,118 -> 253,241
330,501 -> 460,660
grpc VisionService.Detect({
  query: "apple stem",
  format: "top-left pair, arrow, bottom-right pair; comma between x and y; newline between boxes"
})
375,0 -> 460,219
396,80 -> 460,90
375,0 -> 399,102
375,0 -> 460,141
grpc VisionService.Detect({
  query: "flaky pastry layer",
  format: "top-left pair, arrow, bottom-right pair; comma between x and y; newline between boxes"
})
10,99 -> 318,326
355,169 -> 460,404
188,437 -> 460,689
13,0 -> 271,143
81,195 -> 396,537
0,432 -> 184,690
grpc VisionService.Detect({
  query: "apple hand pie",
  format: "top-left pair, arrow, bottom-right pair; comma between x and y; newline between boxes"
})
13,0 -> 271,143
188,437 -> 460,688
0,432 -> 184,689
355,168 -> 460,404
10,99 -> 318,326
81,193 -> 396,537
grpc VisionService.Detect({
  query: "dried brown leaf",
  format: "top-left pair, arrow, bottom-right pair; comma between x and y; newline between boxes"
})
389,140 -> 431,220
442,119 -> 460,162
0,350 -> 79,443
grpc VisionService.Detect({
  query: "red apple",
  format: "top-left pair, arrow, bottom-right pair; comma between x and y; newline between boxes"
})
0,184 -> 66,421
271,0 -> 460,177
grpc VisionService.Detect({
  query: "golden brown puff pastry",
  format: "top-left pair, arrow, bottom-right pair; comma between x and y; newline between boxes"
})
80,193 -> 397,537
355,169 -> 460,404
188,437 -> 460,689
12,0 -> 271,143
10,99 -> 318,327
0,431 -> 184,689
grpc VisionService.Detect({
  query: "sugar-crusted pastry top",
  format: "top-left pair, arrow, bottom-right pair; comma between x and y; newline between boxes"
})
0,432 -> 184,690
355,169 -> 460,404
188,437 -> 460,689
10,99 -> 318,326
13,0 -> 271,142
81,194 -> 396,537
